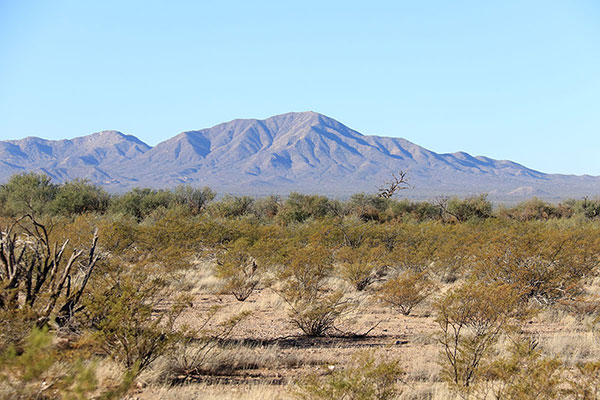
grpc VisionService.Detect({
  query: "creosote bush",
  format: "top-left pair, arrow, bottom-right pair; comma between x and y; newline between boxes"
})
214,237 -> 262,301
476,336 -> 563,400
378,270 -> 436,316
335,244 -> 388,291
277,245 -> 356,336
83,268 -> 190,373
473,222 -> 600,306
295,352 -> 402,400
435,280 -> 525,393
0,327 -> 135,400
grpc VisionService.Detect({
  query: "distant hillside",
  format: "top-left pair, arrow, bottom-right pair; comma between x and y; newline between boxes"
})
2,112 -> 599,200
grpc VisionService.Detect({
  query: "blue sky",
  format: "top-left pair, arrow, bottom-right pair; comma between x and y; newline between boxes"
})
1,1 -> 599,174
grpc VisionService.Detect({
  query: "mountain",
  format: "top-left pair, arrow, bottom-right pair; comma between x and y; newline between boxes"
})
2,112 -> 599,200
0,130 -> 150,185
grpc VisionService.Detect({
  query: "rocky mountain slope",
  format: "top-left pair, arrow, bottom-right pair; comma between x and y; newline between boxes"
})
1,112 -> 598,200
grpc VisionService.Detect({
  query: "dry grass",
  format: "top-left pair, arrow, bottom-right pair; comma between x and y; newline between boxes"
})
93,358 -> 128,394
137,383 -> 291,400
169,258 -> 222,295
134,269 -> 600,399
540,330 -> 599,366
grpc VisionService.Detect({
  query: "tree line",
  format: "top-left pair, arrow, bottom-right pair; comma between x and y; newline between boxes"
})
2,172 -> 600,223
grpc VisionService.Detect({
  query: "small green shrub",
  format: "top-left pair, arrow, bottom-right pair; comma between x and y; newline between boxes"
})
0,327 -> 135,400
295,352 -> 402,400
277,245 -> 355,336
335,244 -> 388,291
214,237 -> 262,301
83,265 -> 190,373
377,270 -> 436,316
435,280 -> 524,393
477,337 -> 563,400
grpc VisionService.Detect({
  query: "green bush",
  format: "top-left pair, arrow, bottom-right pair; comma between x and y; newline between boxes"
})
277,245 -> 355,336
173,184 -> 215,214
295,352 -> 402,400
109,188 -> 176,221
446,194 -> 493,222
208,195 -> 254,218
214,237 -> 263,301
277,192 -> 341,224
83,265 -> 190,373
51,179 -> 110,216
477,337 -> 563,400
0,172 -> 58,216
0,327 -> 135,400
435,280 -> 524,393
377,270 -> 436,316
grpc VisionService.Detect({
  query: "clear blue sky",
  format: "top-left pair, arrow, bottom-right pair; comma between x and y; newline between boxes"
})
1,1 -> 599,174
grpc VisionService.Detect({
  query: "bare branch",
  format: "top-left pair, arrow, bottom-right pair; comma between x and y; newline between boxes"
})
377,170 -> 410,199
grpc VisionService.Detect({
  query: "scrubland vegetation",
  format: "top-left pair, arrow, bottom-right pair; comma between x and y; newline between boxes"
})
3,172 -> 600,399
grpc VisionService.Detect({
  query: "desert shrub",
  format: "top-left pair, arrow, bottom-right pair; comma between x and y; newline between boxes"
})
445,194 -> 493,222
51,179 -> 110,216
368,223 -> 400,252
430,222 -> 483,281
387,199 -> 441,222
134,207 -> 205,270
109,188 -> 176,221
295,352 -> 402,400
208,195 -> 255,218
566,361 -> 600,399
476,337 -> 564,400
497,198 -> 564,221
0,172 -> 58,216
251,195 -> 281,220
347,193 -> 389,221
387,221 -> 475,278
390,222 -> 440,272
435,280 -> 524,393
83,264 -> 190,373
472,222 -> 600,306
0,327 -> 135,400
173,184 -> 215,214
214,237 -> 263,301
289,290 -> 355,337
81,212 -> 198,373
277,192 -> 340,224
277,245 -> 355,336
377,270 -> 436,316
572,197 -> 600,220
332,217 -> 373,248
335,244 -> 388,291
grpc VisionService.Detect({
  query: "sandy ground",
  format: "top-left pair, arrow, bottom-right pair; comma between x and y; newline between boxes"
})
132,281 -> 600,400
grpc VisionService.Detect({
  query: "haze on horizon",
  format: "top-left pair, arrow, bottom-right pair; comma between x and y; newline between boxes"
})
1,1 -> 599,175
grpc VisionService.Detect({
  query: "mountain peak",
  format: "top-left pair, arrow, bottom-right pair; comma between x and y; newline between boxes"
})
91,129 -> 125,138
265,111 -> 338,125
81,130 -> 149,147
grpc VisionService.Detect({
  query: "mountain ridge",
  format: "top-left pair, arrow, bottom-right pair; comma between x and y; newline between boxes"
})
1,112 -> 598,200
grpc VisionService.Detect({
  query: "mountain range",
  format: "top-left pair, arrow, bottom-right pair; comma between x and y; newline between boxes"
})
1,112 -> 599,200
